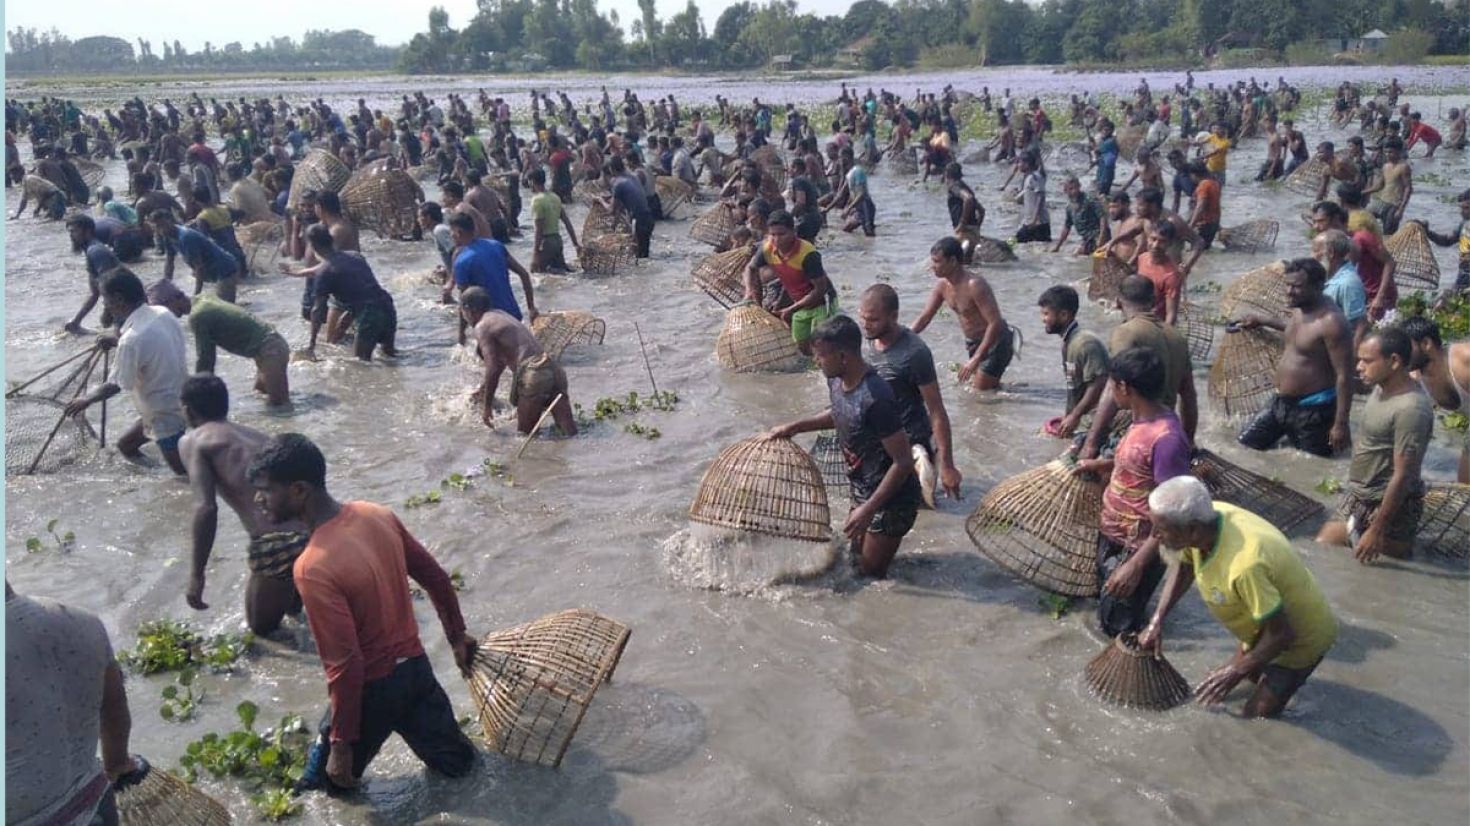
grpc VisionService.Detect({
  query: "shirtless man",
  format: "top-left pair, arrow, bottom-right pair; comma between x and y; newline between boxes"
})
1363,137 -> 1411,235
464,170 -> 509,242
440,180 -> 493,240
911,236 -> 1014,391
1106,187 -> 1205,276
943,163 -> 986,263
459,287 -> 577,436
1234,258 -> 1354,457
1403,316 -> 1470,483
178,374 -> 308,635
1119,147 -> 1164,194
1314,141 -> 1361,202
1102,191 -> 1143,264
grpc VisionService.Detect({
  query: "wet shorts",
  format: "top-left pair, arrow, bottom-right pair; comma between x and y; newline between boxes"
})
853,491 -> 919,538
1336,489 -> 1425,546
508,352 -> 568,408
247,531 -> 310,580
1197,221 -> 1220,249
254,331 -> 290,373
1253,656 -> 1324,704
965,326 -> 1017,379
1237,392 -> 1336,457
354,300 -> 397,350
790,300 -> 838,344
537,233 -> 568,271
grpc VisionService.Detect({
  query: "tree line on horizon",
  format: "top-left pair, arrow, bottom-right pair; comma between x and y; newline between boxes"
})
6,0 -> 1467,77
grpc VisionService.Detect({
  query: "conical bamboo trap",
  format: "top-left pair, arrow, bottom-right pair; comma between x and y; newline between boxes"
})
285,148 -> 350,211
579,233 -> 636,276
693,246 -> 753,308
1189,448 -> 1325,534
1177,301 -> 1215,363
1218,219 -> 1280,253
655,175 -> 696,218
530,311 -> 607,360
1218,262 -> 1288,321
115,757 -> 232,825
1282,156 -> 1330,198
339,165 -> 423,238
714,304 -> 806,373
1208,328 -> 1284,418
572,177 -> 610,206
1089,253 -> 1133,303
885,150 -> 919,175
690,205 -> 740,247
809,432 -> 851,491
965,459 -> 1105,597
464,609 -> 631,769
1084,633 -> 1191,711
688,436 -> 831,542
581,200 -> 628,241
1384,222 -> 1442,292
1418,483 -> 1469,560
74,159 -> 105,189
969,236 -> 1017,264
1115,126 -> 1148,160
236,220 -> 284,274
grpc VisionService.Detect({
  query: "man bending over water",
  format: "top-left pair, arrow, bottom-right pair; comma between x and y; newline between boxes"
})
460,287 -> 577,436
911,236 -> 1014,391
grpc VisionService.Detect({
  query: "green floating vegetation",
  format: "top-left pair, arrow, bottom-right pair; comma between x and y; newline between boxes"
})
1397,292 -> 1469,340
1442,411 -> 1468,433
1038,593 -> 1072,620
574,389 -> 680,432
160,667 -> 204,722
117,620 -> 254,675
404,489 -> 444,509
25,518 -> 75,553
1314,477 -> 1343,495
178,701 -> 310,821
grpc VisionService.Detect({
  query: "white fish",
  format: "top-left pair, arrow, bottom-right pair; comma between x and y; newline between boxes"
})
913,445 -> 938,509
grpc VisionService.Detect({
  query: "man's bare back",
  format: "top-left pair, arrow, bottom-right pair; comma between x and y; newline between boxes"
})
180,421 -> 304,539
327,216 -> 359,253
473,310 -> 544,379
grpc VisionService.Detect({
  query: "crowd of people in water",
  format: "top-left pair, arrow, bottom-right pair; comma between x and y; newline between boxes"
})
5,70 -> 1469,823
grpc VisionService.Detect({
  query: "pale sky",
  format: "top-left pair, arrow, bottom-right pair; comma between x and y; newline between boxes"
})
3,0 -> 863,52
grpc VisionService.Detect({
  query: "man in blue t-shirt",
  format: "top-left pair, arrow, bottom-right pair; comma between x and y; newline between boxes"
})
150,209 -> 241,302
65,213 -> 122,333
445,211 -> 537,345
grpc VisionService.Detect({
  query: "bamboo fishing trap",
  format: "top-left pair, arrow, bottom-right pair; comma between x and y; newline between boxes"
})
285,148 -> 351,212
654,175 -> 696,218
965,459 -> 1105,598
1418,483 -> 1469,560
571,177 -> 610,206
579,233 -> 637,276
74,159 -> 106,190
692,246 -> 753,308
464,609 -> 631,769
1218,219 -> 1280,253
235,220 -> 283,274
714,304 -> 807,373
1115,126 -> 1148,160
967,234 -> 1017,265
689,204 -> 741,247
1089,253 -> 1133,303
1282,156 -> 1330,198
1218,262 -> 1289,321
6,346 -> 108,476
1384,222 -> 1443,293
1177,301 -> 1215,363
581,200 -> 628,241
1084,633 -> 1191,712
1208,327 -> 1284,418
885,150 -> 919,176
530,311 -> 607,360
339,165 -> 423,239
688,436 -> 831,542
809,432 -> 852,492
1189,448 -> 1325,534
114,756 -> 233,825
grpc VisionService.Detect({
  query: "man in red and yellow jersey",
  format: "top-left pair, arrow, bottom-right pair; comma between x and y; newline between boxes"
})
744,209 -> 838,355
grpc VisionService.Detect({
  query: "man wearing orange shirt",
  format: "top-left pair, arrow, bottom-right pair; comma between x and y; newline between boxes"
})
1136,223 -> 1183,326
248,434 -> 477,792
1186,162 -> 1220,249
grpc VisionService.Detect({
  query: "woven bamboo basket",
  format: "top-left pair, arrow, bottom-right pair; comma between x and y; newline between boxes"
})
655,176 -> 696,218
1116,126 -> 1148,160
407,163 -> 439,183
579,233 -> 636,276
6,395 -> 98,476
969,235 -> 1017,264
572,177 -> 610,206
690,205 -> 740,247
74,159 -> 105,189
530,311 -> 606,360
886,150 -> 919,175
582,200 -> 628,241
1208,328 -> 1284,418
1090,253 -> 1133,303
1189,448 -> 1325,534
339,166 -> 422,238
1218,219 -> 1280,253
1283,156 -> 1330,198
1218,262 -> 1288,321
1084,633 -> 1191,711
236,220 -> 284,274
1177,301 -> 1215,363
1384,222 -> 1442,292
1418,483 -> 1469,560
465,609 -> 631,769
115,758 -> 232,825
965,459 -> 1104,597
693,246 -> 753,308
286,149 -> 350,211
714,304 -> 806,373
688,436 -> 831,542
750,145 -> 784,177
809,432 -> 851,491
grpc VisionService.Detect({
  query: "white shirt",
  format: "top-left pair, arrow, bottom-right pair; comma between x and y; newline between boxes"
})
114,304 -> 186,436
1146,120 -> 1170,148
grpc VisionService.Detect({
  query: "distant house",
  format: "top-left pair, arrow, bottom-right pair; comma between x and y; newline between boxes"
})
771,54 -> 795,70
840,36 -> 874,65
1357,29 -> 1389,52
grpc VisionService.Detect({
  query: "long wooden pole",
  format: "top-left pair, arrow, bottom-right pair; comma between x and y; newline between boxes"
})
514,393 -> 564,462
28,349 -> 101,474
6,346 -> 97,399
633,322 -> 658,396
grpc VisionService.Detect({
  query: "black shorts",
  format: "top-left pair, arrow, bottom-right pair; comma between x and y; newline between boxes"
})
1198,221 -> 1220,249
1238,393 -> 1335,457
852,488 -> 920,538
1096,535 -> 1167,638
1016,222 -> 1052,244
1253,656 -> 1323,705
966,326 -> 1016,380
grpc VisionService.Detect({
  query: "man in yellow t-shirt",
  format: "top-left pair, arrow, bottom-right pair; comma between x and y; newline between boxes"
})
1200,121 -> 1231,192
1139,477 -> 1337,718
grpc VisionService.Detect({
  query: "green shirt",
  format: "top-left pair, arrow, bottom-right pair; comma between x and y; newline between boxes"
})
188,295 -> 274,373
1063,323 -> 1109,414
1347,385 -> 1434,500
531,191 -> 563,240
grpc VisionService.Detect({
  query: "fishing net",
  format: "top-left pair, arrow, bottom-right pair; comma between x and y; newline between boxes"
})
1090,253 -> 1133,303
73,159 -> 105,189
1084,633 -> 1191,711
965,459 -> 1104,598
6,395 -> 98,476
714,305 -> 806,373
689,436 -> 831,542
692,246 -> 754,308
1384,222 -> 1442,292
1418,484 -> 1469,560
1208,328 -> 1284,419
968,234 -> 1017,264
1218,219 -> 1280,253
1115,126 -> 1148,160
